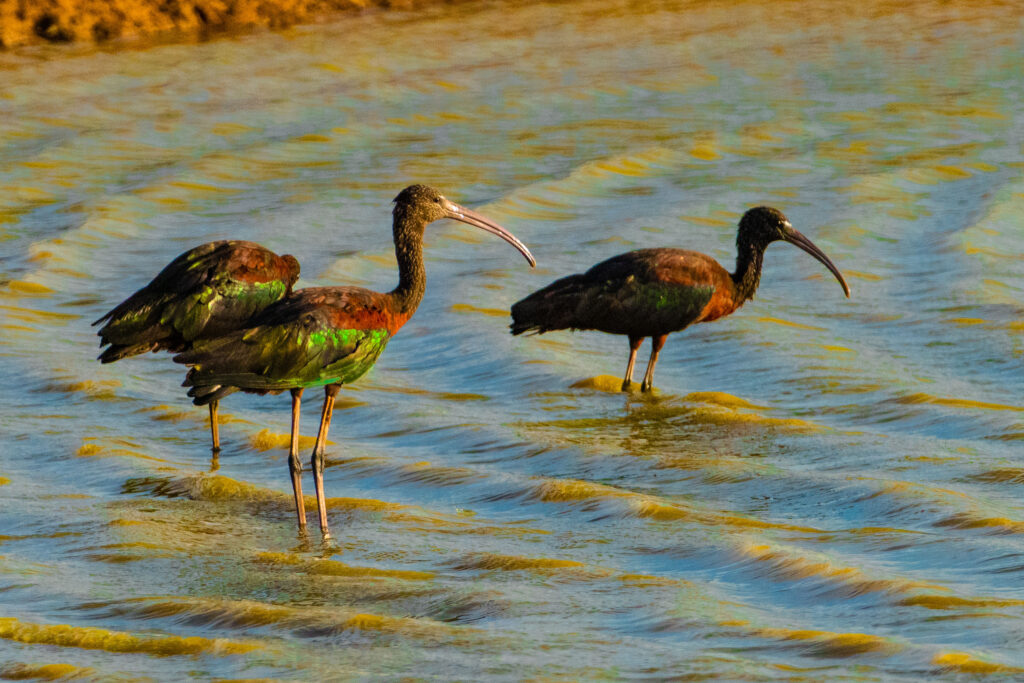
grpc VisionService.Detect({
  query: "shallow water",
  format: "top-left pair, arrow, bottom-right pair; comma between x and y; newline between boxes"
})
1,0 -> 1023,679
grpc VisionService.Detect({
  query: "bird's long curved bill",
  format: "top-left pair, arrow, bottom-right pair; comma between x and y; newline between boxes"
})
784,229 -> 851,298
444,201 -> 536,267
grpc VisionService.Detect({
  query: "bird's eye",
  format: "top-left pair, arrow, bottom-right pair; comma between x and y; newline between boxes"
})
434,197 -> 442,203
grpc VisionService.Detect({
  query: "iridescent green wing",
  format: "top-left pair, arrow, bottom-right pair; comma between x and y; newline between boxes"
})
157,242 -> 291,341
176,305 -> 391,392
96,241 -> 239,356
97,241 -> 291,354
160,272 -> 289,342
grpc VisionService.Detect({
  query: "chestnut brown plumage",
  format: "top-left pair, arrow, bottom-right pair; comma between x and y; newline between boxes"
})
511,207 -> 850,392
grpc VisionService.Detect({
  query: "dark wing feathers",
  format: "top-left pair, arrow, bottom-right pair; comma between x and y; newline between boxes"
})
95,241 -> 295,362
511,249 -> 716,337
510,273 -> 590,335
94,241 -> 234,327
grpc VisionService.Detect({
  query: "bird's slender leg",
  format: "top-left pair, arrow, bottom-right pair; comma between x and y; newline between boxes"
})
209,400 -> 221,453
311,384 -> 341,540
288,388 -> 306,529
622,335 -> 643,392
640,334 -> 668,393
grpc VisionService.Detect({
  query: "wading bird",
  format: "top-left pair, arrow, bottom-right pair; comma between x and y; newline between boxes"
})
511,206 -> 849,392
94,241 -> 300,451
174,185 -> 536,537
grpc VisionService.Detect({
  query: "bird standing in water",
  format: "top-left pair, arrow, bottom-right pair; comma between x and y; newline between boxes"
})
94,241 -> 300,452
174,185 -> 536,538
511,206 -> 850,392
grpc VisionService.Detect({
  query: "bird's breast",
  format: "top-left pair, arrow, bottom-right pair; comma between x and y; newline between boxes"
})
325,299 -> 413,337
696,284 -> 742,323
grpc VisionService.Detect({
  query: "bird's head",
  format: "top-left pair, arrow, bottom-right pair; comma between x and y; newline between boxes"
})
392,184 -> 536,267
738,206 -> 794,247
392,184 -> 452,226
738,206 -> 851,298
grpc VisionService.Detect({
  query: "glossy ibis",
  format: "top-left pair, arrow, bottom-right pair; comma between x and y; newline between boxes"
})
511,206 -> 850,392
94,240 -> 300,451
174,185 -> 536,537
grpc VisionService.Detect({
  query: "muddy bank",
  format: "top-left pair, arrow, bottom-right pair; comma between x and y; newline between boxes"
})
0,0 -> 446,48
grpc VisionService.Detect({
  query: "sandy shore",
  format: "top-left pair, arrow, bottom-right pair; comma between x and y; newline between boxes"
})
0,0 -> 443,49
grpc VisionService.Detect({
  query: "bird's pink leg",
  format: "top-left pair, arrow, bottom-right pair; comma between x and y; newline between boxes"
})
209,400 -> 221,453
311,384 -> 340,539
640,334 -> 667,393
288,388 -> 306,529
622,335 -> 643,391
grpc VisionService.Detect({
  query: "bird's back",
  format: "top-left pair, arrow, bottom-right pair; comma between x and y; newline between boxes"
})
95,240 -> 299,363
511,248 -> 734,337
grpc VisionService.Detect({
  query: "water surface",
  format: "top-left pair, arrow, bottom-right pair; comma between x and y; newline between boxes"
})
1,0 -> 1023,679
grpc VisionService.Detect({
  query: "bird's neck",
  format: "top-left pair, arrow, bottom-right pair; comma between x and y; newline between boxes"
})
731,239 -> 766,303
389,210 -> 427,316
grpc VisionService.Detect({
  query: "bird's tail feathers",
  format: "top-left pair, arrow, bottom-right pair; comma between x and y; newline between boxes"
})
510,274 -> 588,336
184,372 -> 238,406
